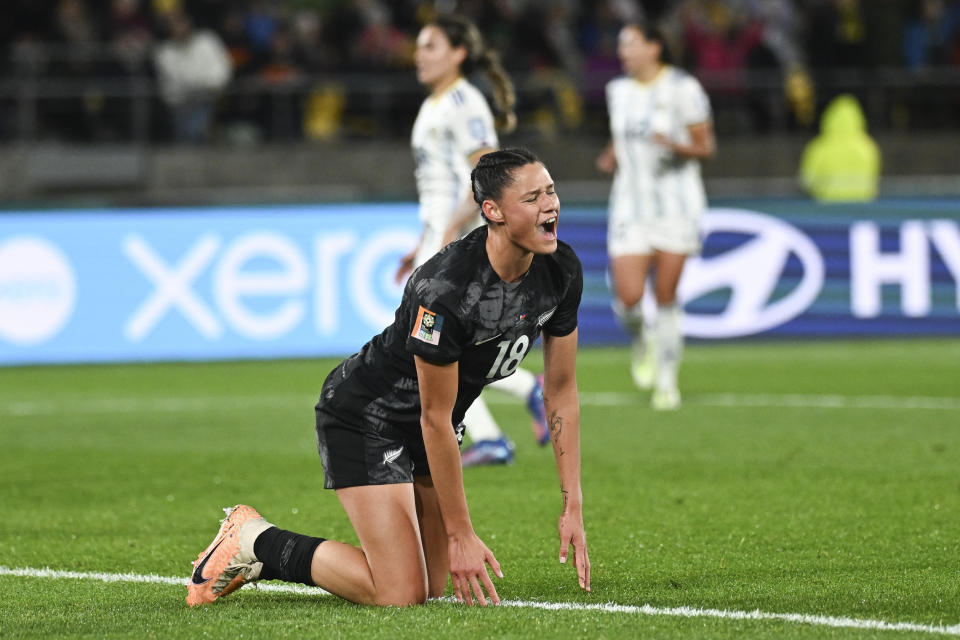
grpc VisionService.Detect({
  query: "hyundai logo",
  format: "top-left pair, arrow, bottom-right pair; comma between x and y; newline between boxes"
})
681,209 -> 825,338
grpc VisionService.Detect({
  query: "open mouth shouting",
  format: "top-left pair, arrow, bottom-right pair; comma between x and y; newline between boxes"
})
538,215 -> 558,241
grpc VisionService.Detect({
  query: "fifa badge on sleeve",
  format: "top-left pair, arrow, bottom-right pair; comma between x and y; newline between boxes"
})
412,306 -> 444,346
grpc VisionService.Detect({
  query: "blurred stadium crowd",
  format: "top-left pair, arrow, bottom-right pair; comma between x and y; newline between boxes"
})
2,0 -> 960,145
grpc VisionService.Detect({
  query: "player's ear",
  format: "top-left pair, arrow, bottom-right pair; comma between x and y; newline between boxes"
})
482,199 -> 504,224
452,45 -> 468,68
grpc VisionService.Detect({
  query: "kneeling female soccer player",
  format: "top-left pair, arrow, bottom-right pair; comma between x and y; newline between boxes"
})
186,148 -> 589,607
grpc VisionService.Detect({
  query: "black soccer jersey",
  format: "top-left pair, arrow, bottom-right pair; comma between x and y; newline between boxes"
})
317,225 -> 583,440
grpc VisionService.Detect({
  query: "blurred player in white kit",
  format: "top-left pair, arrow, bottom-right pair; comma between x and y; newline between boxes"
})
596,22 -> 716,410
397,14 -> 549,463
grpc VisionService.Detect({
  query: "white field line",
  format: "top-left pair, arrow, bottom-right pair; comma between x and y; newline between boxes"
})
0,565 -> 321,595
1,566 -> 958,637
3,392 -> 960,417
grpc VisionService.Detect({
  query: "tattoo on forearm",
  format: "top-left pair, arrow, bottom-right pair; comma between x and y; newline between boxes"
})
561,488 -> 569,508
549,410 -> 565,456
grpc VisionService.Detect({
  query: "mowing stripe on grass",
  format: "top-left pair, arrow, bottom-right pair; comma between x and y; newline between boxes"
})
4,392 -> 960,417
693,393 -> 960,411
2,566 -> 958,636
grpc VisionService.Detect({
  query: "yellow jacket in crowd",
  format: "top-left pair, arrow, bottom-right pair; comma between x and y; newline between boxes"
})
799,94 -> 881,202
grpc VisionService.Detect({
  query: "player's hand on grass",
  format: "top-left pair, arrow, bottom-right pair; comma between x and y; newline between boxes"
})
558,509 -> 590,592
447,531 -> 502,606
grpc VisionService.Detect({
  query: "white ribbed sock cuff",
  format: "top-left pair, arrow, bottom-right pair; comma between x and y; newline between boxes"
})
655,304 -> 683,391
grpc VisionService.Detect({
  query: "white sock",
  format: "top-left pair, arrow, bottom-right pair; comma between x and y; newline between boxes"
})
463,396 -> 503,442
613,299 -> 644,338
613,299 -> 650,362
487,367 -> 536,399
654,304 -> 683,392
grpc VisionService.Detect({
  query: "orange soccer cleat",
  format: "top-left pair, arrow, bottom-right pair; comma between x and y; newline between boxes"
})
185,504 -> 273,607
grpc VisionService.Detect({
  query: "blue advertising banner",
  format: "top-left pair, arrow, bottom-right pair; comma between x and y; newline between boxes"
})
0,204 -> 419,364
562,199 -> 960,342
0,199 -> 958,365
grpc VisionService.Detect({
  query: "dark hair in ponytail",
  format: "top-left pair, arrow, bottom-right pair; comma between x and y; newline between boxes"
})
429,14 -> 517,133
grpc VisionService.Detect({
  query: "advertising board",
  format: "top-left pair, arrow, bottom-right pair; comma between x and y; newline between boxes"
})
1,200 -> 957,365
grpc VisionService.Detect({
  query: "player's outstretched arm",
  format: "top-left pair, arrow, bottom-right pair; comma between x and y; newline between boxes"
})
415,356 -> 503,606
541,329 -> 590,592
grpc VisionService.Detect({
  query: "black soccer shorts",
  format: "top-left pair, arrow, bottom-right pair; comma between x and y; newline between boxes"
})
315,408 -> 464,489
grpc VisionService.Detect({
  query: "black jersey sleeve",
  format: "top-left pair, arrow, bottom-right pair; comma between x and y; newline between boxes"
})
543,247 -> 583,337
404,297 -> 466,365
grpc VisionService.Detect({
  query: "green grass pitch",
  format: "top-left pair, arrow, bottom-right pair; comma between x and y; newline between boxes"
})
1,339 -> 959,639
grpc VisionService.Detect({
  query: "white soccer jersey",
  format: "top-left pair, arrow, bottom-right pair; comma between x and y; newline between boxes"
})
606,66 -> 711,254
411,77 -> 497,236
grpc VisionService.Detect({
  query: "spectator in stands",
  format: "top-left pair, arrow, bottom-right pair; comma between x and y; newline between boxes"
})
290,8 -> 333,73
255,27 -> 307,140
2,0 -> 958,145
799,93 -> 880,201
740,0 -> 816,129
243,0 -> 281,55
351,0 -> 412,70
107,0 -> 154,75
903,0 -> 960,70
902,0 -> 960,128
806,0 -> 869,70
218,8 -> 256,77
47,0 -> 109,141
666,0 -> 764,132
153,10 -> 232,143
579,0 -> 643,83
862,0 -> 911,69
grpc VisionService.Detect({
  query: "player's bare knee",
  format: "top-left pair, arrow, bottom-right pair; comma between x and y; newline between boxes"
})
619,292 -> 644,308
374,583 -> 428,607
370,565 -> 428,607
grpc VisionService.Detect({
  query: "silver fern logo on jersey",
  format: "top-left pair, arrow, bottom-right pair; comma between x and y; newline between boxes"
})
680,209 -> 825,338
536,307 -> 557,328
